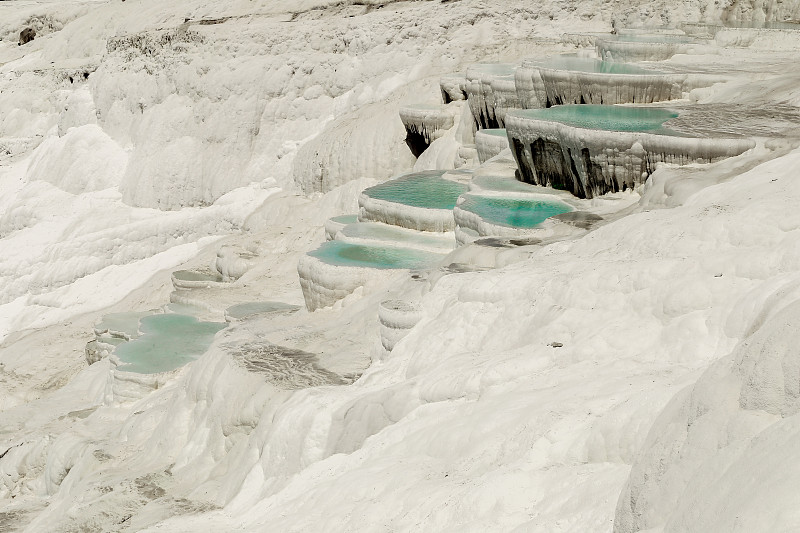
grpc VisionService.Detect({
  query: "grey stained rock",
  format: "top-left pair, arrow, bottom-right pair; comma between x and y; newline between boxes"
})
19,27 -> 36,46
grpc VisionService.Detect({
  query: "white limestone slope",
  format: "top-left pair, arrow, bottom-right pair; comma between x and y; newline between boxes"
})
0,0 -> 567,342
4,0 -> 800,531
136,142 -> 800,533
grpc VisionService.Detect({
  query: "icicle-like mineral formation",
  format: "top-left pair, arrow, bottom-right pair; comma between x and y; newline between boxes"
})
512,57 -> 714,110
440,74 -> 468,103
398,104 -> 457,157
514,61 -> 548,109
539,67 -> 682,106
596,37 -> 713,62
465,63 -> 517,129
490,75 -> 520,126
505,106 -> 756,199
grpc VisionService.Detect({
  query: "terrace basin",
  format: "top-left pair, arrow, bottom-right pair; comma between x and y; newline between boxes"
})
359,171 -> 469,231
115,314 -> 226,374
298,242 -> 443,311
457,195 -> 572,229
505,105 -> 755,198
307,241 -> 443,270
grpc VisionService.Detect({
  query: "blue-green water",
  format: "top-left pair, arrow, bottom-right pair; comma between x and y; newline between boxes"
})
308,241 -> 442,270
115,314 -> 226,374
459,195 -> 572,228
509,105 -> 681,135
480,128 -> 508,137
363,171 -> 470,210
330,215 -> 359,225
536,56 -> 660,74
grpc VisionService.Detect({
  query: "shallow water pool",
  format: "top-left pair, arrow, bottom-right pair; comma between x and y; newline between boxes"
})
329,214 -> 359,225
459,195 -> 572,228
509,105 -> 681,135
363,171 -> 470,210
480,128 -> 508,137
115,314 -> 226,374
308,241 -> 442,270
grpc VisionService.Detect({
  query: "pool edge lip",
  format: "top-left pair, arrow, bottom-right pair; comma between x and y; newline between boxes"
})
297,253 -> 423,312
303,241 -> 444,271
335,221 -> 456,254
505,114 -> 759,154
171,269 -> 231,289
358,193 -> 459,232
504,106 -> 760,145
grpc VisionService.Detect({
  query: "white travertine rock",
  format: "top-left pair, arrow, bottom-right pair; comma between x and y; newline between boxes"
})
398,103 -> 458,156
297,254 -> 399,311
614,299 -> 800,533
358,194 -> 458,232
537,68 -> 708,106
514,63 -> 547,109
439,74 -> 468,103
378,299 -> 423,351
475,130 -> 510,163
215,246 -> 258,280
334,221 -> 456,254
465,64 -> 517,129
596,38 -> 716,61
489,76 -> 520,127
324,215 -> 358,241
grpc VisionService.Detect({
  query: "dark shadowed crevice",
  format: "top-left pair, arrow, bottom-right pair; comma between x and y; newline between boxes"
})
404,129 -> 429,158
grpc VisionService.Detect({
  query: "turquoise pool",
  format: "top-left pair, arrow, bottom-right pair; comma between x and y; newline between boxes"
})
115,314 -> 226,374
308,241 -> 442,270
363,171 -> 470,210
509,105 -> 681,135
536,56 -> 660,74
480,128 -> 508,137
459,195 -> 572,228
